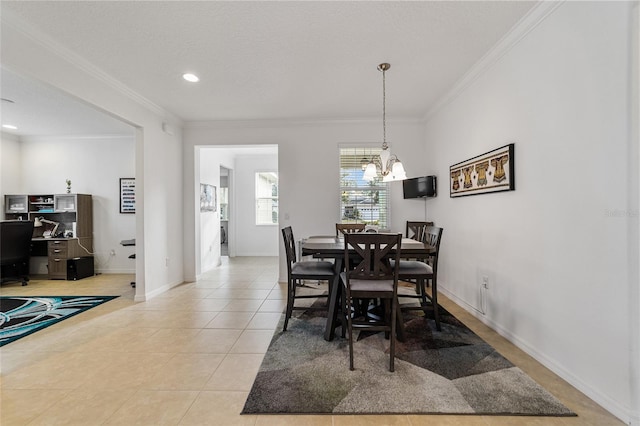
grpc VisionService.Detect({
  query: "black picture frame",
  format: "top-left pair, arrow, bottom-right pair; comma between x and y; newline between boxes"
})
450,143 -> 515,198
120,178 -> 136,213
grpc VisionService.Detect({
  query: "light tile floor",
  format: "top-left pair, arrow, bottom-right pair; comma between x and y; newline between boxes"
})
0,257 -> 623,425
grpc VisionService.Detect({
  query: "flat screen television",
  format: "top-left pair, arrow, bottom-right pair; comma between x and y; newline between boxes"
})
403,175 -> 436,199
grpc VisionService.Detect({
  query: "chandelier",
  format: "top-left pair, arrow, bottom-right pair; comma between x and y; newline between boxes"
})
363,63 -> 407,182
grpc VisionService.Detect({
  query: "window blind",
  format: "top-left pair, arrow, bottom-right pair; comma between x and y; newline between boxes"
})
339,147 -> 388,228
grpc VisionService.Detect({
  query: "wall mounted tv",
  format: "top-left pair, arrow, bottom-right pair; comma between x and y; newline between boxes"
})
403,175 -> 437,199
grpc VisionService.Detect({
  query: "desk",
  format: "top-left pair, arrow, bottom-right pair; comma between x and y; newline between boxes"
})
302,235 -> 434,341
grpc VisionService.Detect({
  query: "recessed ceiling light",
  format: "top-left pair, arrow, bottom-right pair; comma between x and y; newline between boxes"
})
182,73 -> 199,83
2,124 -> 18,130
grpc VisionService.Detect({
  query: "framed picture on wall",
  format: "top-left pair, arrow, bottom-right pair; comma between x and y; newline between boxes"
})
200,183 -> 216,212
120,178 -> 136,213
449,143 -> 515,198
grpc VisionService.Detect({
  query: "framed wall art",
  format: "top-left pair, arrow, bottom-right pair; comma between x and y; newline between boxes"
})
200,183 -> 217,212
119,178 -> 136,213
450,143 -> 515,198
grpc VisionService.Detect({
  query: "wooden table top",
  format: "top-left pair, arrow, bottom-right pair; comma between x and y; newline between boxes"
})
301,235 -> 433,258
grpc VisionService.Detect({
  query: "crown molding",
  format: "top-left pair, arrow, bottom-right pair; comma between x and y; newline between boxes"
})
19,134 -> 135,143
423,1 -> 564,122
1,10 -> 176,121
185,116 -> 424,130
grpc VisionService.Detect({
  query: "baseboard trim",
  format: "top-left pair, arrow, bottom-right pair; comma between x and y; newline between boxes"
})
440,286 -> 630,424
135,279 -> 183,302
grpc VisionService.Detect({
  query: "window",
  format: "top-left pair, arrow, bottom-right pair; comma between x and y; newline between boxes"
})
256,172 -> 278,225
339,147 -> 388,228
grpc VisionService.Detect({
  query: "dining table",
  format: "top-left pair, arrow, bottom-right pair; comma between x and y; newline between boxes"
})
301,234 -> 435,341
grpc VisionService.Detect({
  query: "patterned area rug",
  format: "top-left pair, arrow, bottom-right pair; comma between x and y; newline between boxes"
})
242,301 -> 576,416
0,296 -> 118,346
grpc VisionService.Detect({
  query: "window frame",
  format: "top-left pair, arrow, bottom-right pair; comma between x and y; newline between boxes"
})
255,171 -> 279,226
339,146 -> 390,228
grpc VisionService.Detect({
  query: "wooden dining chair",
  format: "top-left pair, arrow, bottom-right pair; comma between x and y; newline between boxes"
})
281,226 -> 337,331
335,223 -> 366,236
341,232 -> 402,372
404,221 -> 434,291
394,226 -> 444,331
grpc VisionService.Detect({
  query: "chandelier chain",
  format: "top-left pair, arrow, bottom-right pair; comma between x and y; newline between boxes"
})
362,62 -> 406,182
382,67 -> 387,150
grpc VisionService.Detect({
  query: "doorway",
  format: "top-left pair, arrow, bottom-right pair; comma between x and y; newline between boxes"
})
195,144 -> 278,277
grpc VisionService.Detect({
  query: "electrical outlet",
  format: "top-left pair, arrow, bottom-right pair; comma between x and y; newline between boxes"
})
165,258 -> 170,267
482,276 -> 489,289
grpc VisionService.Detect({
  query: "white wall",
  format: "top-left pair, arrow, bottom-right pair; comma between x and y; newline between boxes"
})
0,133 -> 22,194
423,2 -> 637,423
183,120 -> 427,282
234,154 -> 279,256
11,135 -> 136,273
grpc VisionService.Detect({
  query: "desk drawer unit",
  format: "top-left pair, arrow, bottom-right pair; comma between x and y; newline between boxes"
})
46,239 -> 92,280
48,240 -> 68,279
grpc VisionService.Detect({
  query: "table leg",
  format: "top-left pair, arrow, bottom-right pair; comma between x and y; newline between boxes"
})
324,257 -> 344,341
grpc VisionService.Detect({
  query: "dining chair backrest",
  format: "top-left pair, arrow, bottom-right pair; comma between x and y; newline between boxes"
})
344,232 -> 402,282
423,226 -> 444,274
281,226 -> 297,269
336,223 -> 366,237
406,221 -> 434,241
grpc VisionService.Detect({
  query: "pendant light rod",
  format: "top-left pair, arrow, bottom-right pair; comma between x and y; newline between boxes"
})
378,63 -> 390,151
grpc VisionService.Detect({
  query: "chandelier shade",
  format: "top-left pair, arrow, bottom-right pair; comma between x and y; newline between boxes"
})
363,162 -> 378,181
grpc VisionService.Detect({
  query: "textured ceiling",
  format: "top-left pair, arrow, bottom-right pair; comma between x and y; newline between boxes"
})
1,68 -> 136,137
1,1 -> 537,136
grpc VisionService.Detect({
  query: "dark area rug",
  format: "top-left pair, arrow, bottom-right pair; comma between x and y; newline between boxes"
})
0,296 -> 118,346
242,301 -> 576,416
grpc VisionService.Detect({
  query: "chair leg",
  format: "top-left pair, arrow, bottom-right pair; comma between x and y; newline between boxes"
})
340,284 -> 347,338
383,299 -> 391,339
346,294 -> 355,371
395,297 -> 405,342
432,278 -> 441,331
390,297 -> 396,372
283,278 -> 296,331
418,278 -> 428,308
